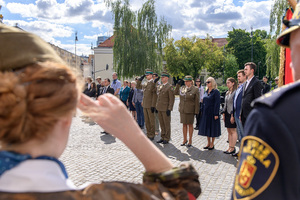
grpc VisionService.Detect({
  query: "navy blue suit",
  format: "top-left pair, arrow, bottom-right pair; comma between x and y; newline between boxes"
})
232,84 -> 243,118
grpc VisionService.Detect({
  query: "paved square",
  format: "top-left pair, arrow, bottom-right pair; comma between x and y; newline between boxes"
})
61,97 -> 238,199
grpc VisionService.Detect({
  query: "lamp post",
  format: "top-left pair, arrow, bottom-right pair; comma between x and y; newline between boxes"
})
75,31 -> 78,69
223,45 -> 226,84
250,26 -> 253,62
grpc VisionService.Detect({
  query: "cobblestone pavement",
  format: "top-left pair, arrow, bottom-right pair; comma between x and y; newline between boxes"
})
61,97 -> 238,200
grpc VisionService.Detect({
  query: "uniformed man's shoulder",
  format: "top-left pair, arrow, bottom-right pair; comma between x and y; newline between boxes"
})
252,80 -> 300,108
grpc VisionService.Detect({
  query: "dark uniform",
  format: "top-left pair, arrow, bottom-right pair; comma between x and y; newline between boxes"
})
232,81 -> 300,200
232,2 -> 300,199
155,72 -> 175,143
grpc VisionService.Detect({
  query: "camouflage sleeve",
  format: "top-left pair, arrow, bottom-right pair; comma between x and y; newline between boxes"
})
0,164 -> 201,200
143,163 -> 201,199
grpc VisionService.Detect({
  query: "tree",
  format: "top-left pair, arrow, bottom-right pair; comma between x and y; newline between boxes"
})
226,28 -> 267,79
265,36 -> 280,79
164,36 -> 224,79
106,0 -> 171,78
224,53 -> 239,81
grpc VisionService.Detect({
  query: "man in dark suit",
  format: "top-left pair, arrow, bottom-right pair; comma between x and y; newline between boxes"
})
96,76 -> 102,97
101,78 -> 115,135
101,78 -> 114,95
240,62 -> 263,126
232,69 -> 247,157
262,76 -> 271,94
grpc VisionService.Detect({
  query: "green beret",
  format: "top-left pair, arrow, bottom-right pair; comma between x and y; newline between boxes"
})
277,3 -> 300,48
184,75 -> 193,81
161,71 -> 170,77
145,69 -> 153,75
0,24 -> 65,71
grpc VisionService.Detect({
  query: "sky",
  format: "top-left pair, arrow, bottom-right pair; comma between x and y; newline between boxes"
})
0,0 -> 273,56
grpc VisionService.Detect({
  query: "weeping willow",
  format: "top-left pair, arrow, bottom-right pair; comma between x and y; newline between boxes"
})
106,0 -> 172,78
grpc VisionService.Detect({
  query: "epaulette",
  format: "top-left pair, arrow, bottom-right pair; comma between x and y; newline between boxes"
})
251,80 -> 300,108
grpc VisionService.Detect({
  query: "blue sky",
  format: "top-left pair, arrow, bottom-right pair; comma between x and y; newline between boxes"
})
0,0 -> 273,56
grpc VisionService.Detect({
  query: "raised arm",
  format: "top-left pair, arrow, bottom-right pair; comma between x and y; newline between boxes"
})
78,94 -> 173,173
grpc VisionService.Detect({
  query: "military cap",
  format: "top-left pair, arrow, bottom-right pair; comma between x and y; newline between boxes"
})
0,24 -> 65,71
184,75 -> 193,81
161,71 -> 170,77
145,69 -> 153,75
277,3 -> 300,47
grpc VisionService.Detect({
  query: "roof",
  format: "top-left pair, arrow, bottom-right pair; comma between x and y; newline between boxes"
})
98,35 -> 227,48
211,38 -> 228,47
98,35 -> 115,48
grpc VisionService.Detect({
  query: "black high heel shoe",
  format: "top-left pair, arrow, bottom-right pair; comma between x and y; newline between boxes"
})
224,147 -> 236,154
203,145 -> 210,149
208,146 -> 214,150
180,141 -> 187,146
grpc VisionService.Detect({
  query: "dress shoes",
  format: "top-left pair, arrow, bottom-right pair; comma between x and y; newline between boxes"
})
194,126 -> 199,130
156,139 -> 164,143
203,146 -> 210,149
187,144 -> 192,147
208,146 -> 214,150
180,141 -> 187,146
224,148 -> 236,154
232,152 -> 239,157
162,140 -> 169,144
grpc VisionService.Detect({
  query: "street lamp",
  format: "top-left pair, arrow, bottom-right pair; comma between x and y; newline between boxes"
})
75,31 -> 78,68
250,26 -> 253,62
223,45 -> 226,84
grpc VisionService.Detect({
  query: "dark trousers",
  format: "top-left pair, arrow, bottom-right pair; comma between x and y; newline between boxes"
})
196,102 -> 202,127
135,101 -> 144,127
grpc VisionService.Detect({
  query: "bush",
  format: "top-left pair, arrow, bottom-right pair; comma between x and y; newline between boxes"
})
217,85 -> 228,94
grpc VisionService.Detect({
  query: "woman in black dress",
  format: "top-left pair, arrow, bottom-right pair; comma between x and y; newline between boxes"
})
198,77 -> 221,150
223,77 -> 237,154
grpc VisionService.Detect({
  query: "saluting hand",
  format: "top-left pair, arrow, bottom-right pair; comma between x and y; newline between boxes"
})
214,116 -> 219,120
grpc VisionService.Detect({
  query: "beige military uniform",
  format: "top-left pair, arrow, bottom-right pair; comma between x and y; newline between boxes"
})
174,84 -> 199,124
156,83 -> 175,141
136,79 -> 157,138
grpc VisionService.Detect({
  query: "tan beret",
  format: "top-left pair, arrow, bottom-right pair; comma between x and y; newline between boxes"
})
0,24 -> 65,71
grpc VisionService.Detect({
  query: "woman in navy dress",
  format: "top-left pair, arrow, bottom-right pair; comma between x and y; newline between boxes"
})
198,77 -> 221,150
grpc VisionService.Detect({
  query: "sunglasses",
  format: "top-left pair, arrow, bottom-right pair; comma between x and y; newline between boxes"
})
206,81 -> 211,84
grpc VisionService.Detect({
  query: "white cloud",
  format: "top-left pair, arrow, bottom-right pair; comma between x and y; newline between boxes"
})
3,0 -> 274,56
84,34 -> 98,40
4,19 -> 73,42
0,0 -> 5,6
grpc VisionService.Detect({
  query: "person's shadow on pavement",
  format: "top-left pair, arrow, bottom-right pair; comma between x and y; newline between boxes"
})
100,134 -> 116,144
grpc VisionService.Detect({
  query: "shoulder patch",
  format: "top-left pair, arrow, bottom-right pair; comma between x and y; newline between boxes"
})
252,80 -> 300,108
233,136 -> 279,200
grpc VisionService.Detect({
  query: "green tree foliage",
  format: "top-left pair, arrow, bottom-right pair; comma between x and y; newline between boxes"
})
265,37 -> 280,79
226,28 -> 267,79
224,53 -> 239,82
163,36 -> 224,79
267,0 -> 290,79
106,0 -> 171,78
270,0 -> 288,36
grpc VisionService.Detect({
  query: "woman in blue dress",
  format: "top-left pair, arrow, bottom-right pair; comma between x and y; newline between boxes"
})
120,80 -> 130,107
198,77 -> 221,150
